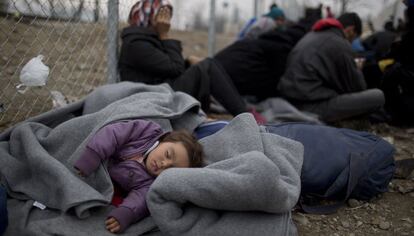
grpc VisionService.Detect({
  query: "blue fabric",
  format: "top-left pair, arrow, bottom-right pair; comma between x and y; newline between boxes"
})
265,123 -> 395,201
237,17 -> 257,40
0,186 -> 7,236
194,121 -> 229,139
352,38 -> 365,53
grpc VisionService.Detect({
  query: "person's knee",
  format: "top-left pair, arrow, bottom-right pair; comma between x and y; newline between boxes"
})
365,89 -> 385,107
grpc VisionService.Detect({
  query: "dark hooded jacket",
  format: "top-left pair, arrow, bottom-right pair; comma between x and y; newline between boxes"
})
214,21 -> 312,101
119,26 -> 186,84
277,28 -> 366,103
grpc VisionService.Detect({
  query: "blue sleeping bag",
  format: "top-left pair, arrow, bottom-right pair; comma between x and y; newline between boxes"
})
264,123 -> 395,204
195,121 -> 395,213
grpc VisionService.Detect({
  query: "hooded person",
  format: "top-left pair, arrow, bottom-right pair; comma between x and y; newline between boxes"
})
238,6 -> 286,40
277,13 -> 385,122
119,0 -> 266,123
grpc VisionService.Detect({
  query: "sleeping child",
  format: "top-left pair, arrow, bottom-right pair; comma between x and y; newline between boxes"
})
74,119 -> 204,233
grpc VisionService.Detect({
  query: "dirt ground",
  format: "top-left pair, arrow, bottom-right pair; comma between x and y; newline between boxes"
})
1,17 -> 413,235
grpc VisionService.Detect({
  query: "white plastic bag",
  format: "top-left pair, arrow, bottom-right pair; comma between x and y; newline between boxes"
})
17,55 -> 50,93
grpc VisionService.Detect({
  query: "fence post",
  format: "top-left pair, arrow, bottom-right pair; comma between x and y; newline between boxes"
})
208,0 -> 216,57
253,0 -> 259,18
107,0 -> 119,84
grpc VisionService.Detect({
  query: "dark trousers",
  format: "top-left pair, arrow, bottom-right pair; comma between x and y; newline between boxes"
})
172,58 -> 247,116
0,186 -> 7,236
297,89 -> 385,122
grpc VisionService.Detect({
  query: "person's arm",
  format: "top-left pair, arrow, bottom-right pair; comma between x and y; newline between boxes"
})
336,45 -> 367,92
106,185 -> 151,233
123,5 -> 185,79
74,120 -> 163,176
319,39 -> 366,93
123,39 -> 186,79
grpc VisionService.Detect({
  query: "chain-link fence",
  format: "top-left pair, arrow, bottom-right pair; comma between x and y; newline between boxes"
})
0,0 -> 304,132
0,0 -> 109,131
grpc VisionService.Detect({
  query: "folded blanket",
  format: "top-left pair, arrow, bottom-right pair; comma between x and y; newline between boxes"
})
147,114 -> 304,236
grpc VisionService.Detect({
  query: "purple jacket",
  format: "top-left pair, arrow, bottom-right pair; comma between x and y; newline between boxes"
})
74,119 -> 165,232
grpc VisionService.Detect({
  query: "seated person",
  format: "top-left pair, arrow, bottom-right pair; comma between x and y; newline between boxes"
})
277,13 -> 385,122
119,0 -> 263,122
380,1 -> 414,125
215,17 -> 319,102
242,7 -> 286,40
74,119 -> 204,233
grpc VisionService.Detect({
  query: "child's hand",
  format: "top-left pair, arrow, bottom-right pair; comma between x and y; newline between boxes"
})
74,167 -> 85,177
105,217 -> 121,233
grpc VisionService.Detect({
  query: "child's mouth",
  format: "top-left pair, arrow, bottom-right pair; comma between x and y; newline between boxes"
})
152,161 -> 159,173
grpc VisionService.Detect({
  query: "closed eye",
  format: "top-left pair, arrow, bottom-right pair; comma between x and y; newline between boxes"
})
166,150 -> 171,160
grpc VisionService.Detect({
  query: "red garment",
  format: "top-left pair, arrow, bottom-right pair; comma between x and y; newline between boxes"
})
312,18 -> 343,32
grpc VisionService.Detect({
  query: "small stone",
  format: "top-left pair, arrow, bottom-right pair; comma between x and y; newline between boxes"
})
348,199 -> 362,208
292,213 -> 310,226
401,218 -> 412,223
349,233 -> 355,236
379,221 -> 391,230
6,68 -> 14,75
407,128 -> 414,134
342,221 -> 351,228
356,221 -> 363,228
402,223 -> 412,228
382,136 -> 394,144
372,217 -> 381,225
353,215 -> 361,220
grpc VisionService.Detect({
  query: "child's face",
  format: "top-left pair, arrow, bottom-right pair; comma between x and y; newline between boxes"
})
145,142 -> 190,176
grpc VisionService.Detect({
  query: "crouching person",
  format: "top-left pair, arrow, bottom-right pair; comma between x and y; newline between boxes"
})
278,13 -> 385,122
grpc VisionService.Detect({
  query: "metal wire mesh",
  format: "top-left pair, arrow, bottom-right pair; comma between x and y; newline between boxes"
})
0,0 -> 304,132
0,0 -> 108,131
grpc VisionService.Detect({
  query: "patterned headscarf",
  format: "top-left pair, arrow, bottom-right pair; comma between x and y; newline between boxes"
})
128,0 -> 173,27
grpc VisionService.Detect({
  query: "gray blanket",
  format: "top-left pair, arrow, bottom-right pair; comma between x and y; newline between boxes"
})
0,82 -> 303,236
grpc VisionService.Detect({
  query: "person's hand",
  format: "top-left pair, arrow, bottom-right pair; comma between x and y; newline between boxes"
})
74,167 -> 85,177
355,57 -> 365,70
186,55 -> 204,65
105,217 -> 121,233
154,6 -> 172,40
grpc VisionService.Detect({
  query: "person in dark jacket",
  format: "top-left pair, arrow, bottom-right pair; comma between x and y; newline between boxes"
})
380,1 -> 414,125
277,13 -> 385,122
215,15 -> 320,101
119,0 -> 265,122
